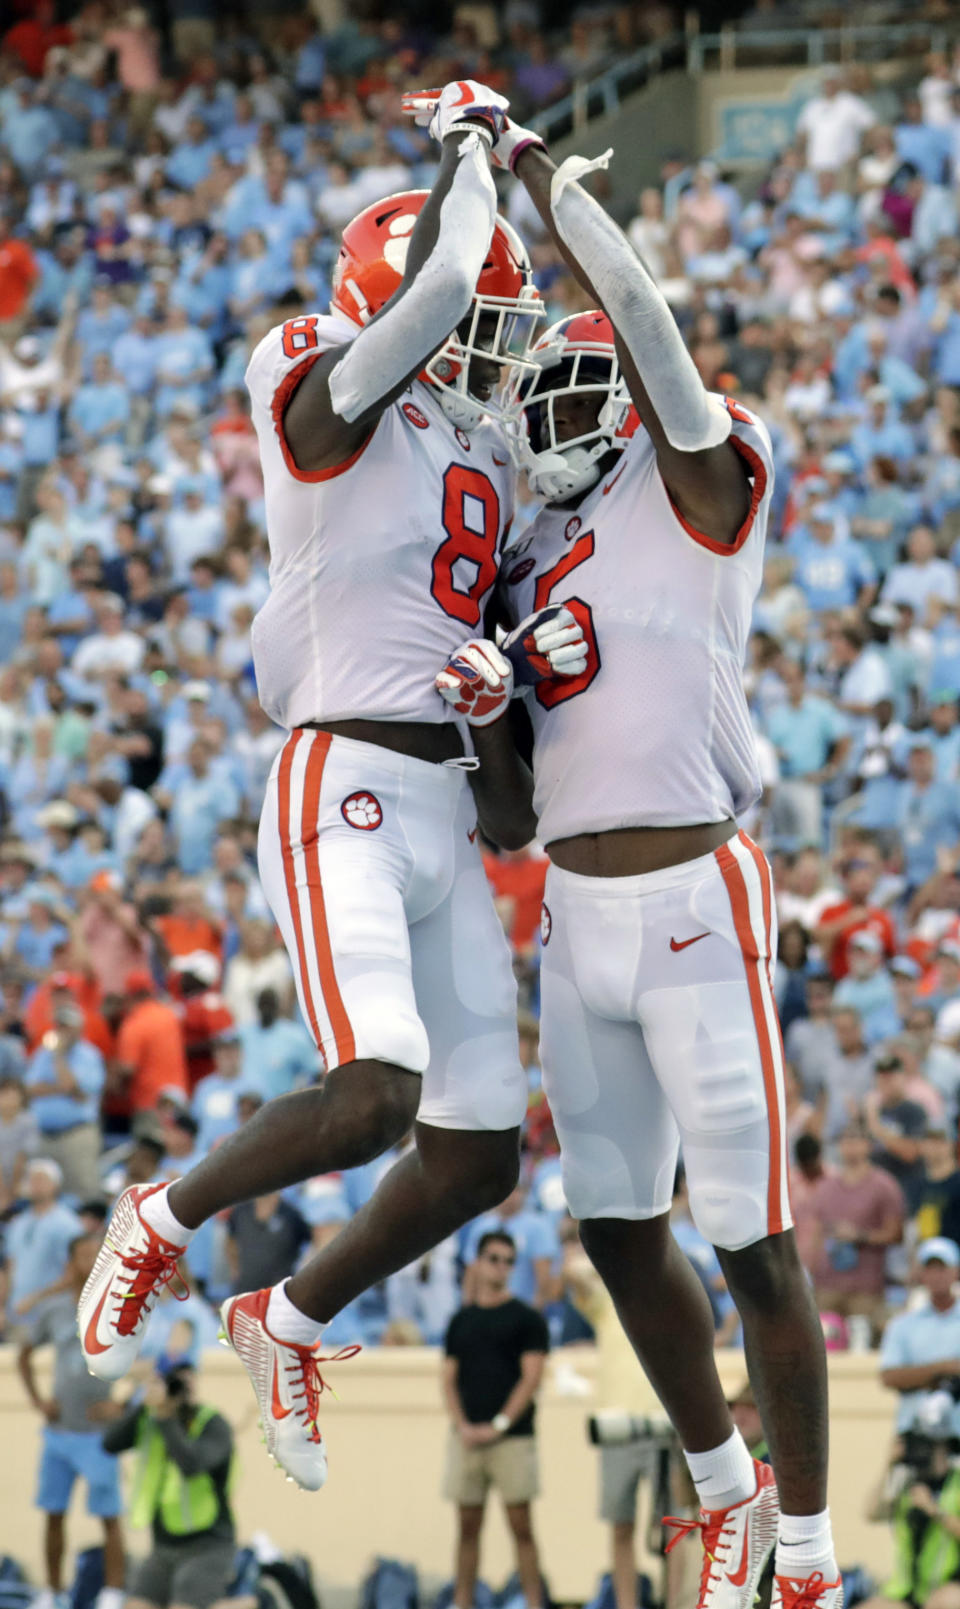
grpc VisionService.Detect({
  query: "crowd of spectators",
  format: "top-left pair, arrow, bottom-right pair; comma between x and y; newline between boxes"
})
5,0 -> 960,1375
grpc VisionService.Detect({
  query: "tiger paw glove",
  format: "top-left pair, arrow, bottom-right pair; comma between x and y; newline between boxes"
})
499,605 -> 589,685
435,640 -> 514,725
401,80 -> 509,147
492,115 -> 546,174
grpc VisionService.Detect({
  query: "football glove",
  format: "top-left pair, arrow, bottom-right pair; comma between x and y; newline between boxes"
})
401,80 -> 509,147
499,605 -> 589,685
435,640 -> 513,725
491,114 -> 546,174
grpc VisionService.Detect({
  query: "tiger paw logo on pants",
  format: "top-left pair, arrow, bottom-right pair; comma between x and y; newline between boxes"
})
341,792 -> 383,830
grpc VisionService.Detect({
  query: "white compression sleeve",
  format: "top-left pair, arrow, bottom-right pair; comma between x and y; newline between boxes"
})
550,151 -> 731,453
328,132 -> 498,423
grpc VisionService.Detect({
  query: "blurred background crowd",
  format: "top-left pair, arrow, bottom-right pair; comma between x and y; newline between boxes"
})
4,0 -> 960,1394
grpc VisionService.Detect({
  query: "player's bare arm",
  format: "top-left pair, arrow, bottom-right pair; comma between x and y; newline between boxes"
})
512,142 -> 749,543
469,719 -> 537,850
284,97 -> 503,474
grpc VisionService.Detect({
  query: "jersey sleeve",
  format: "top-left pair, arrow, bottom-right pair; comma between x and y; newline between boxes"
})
245,313 -> 348,418
713,396 -> 777,553
245,312 -> 374,487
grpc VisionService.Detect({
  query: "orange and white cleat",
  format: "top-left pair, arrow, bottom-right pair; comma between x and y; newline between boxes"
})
772,1571 -> 844,1609
219,1288 -> 360,1492
664,1460 -> 780,1609
78,1183 -> 188,1380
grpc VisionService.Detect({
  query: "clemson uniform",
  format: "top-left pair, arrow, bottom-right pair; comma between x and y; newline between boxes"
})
505,397 -> 790,1248
245,308 -> 527,1130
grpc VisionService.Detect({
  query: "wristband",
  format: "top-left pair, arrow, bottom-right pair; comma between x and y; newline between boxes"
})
492,1412 -> 511,1434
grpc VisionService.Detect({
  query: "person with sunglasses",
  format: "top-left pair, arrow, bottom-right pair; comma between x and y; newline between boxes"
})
443,1230 -> 550,1609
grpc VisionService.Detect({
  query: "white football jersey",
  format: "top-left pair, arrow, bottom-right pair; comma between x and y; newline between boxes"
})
246,312 -> 515,729
504,397 -> 775,842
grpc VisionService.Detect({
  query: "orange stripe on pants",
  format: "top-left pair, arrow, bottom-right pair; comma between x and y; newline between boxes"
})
715,838 -> 784,1237
277,730 -> 324,1052
300,730 -> 357,1066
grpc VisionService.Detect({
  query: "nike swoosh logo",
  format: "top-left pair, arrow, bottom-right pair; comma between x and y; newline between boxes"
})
271,1355 -> 292,1420
669,932 -> 711,952
603,463 -> 626,495
450,81 -> 474,107
492,454 -> 508,466
727,1528 -> 750,1588
83,1284 -> 111,1355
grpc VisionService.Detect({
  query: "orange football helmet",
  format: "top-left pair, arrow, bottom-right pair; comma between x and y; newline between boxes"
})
502,310 -> 637,500
331,189 -> 543,428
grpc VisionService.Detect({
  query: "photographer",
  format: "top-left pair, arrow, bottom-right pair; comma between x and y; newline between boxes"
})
875,1238 -> 960,1607
102,1362 -> 235,1609
863,1433 -> 960,1609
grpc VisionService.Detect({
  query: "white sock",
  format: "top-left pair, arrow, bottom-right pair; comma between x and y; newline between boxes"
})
266,1280 -> 327,1347
684,1428 -> 757,1511
139,1183 -> 194,1245
776,1510 -> 837,1576
95,1588 -> 125,1609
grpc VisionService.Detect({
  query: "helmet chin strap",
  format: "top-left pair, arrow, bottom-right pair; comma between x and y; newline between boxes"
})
530,440 -> 615,502
433,382 -> 486,430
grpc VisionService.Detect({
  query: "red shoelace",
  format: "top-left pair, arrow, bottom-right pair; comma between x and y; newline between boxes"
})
776,1573 -> 834,1609
115,1244 -> 189,1335
285,1344 -> 362,1443
663,1510 -> 738,1606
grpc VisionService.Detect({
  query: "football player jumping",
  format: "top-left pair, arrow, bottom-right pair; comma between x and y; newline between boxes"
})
78,82 -> 586,1491
425,97 -> 841,1609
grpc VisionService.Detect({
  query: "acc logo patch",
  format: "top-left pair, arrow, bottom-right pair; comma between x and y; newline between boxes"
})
506,557 -> 536,585
564,516 -> 582,542
540,902 -> 552,946
402,402 -> 429,429
455,427 -> 471,452
341,792 -> 383,830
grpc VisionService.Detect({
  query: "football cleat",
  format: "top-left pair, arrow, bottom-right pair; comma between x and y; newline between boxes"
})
219,1288 -> 360,1492
78,1183 -> 188,1380
664,1460 -> 780,1609
772,1571 -> 844,1609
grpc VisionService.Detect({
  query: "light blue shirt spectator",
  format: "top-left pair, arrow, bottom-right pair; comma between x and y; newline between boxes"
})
192,1072 -> 243,1153
169,751 -> 240,874
850,404 -> 915,470
153,316 -> 214,418
1,96 -> 59,178
462,1203 -> 560,1306
880,1293 -> 960,1436
765,692 -> 847,778
166,124 -> 219,191
75,297 -> 132,377
5,1193 -> 83,1316
834,961 -> 901,1046
895,116 -> 950,185
895,759 -> 960,887
112,323 -> 159,397
934,314 -> 960,387
794,528 -> 875,612
239,1014 -> 318,1100
69,372 -> 129,447
25,1036 -> 105,1134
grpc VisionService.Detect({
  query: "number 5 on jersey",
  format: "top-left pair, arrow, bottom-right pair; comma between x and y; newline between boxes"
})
532,532 -> 600,707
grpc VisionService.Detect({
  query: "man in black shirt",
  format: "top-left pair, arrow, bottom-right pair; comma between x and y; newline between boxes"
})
443,1230 -> 550,1609
914,1125 -> 960,1248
